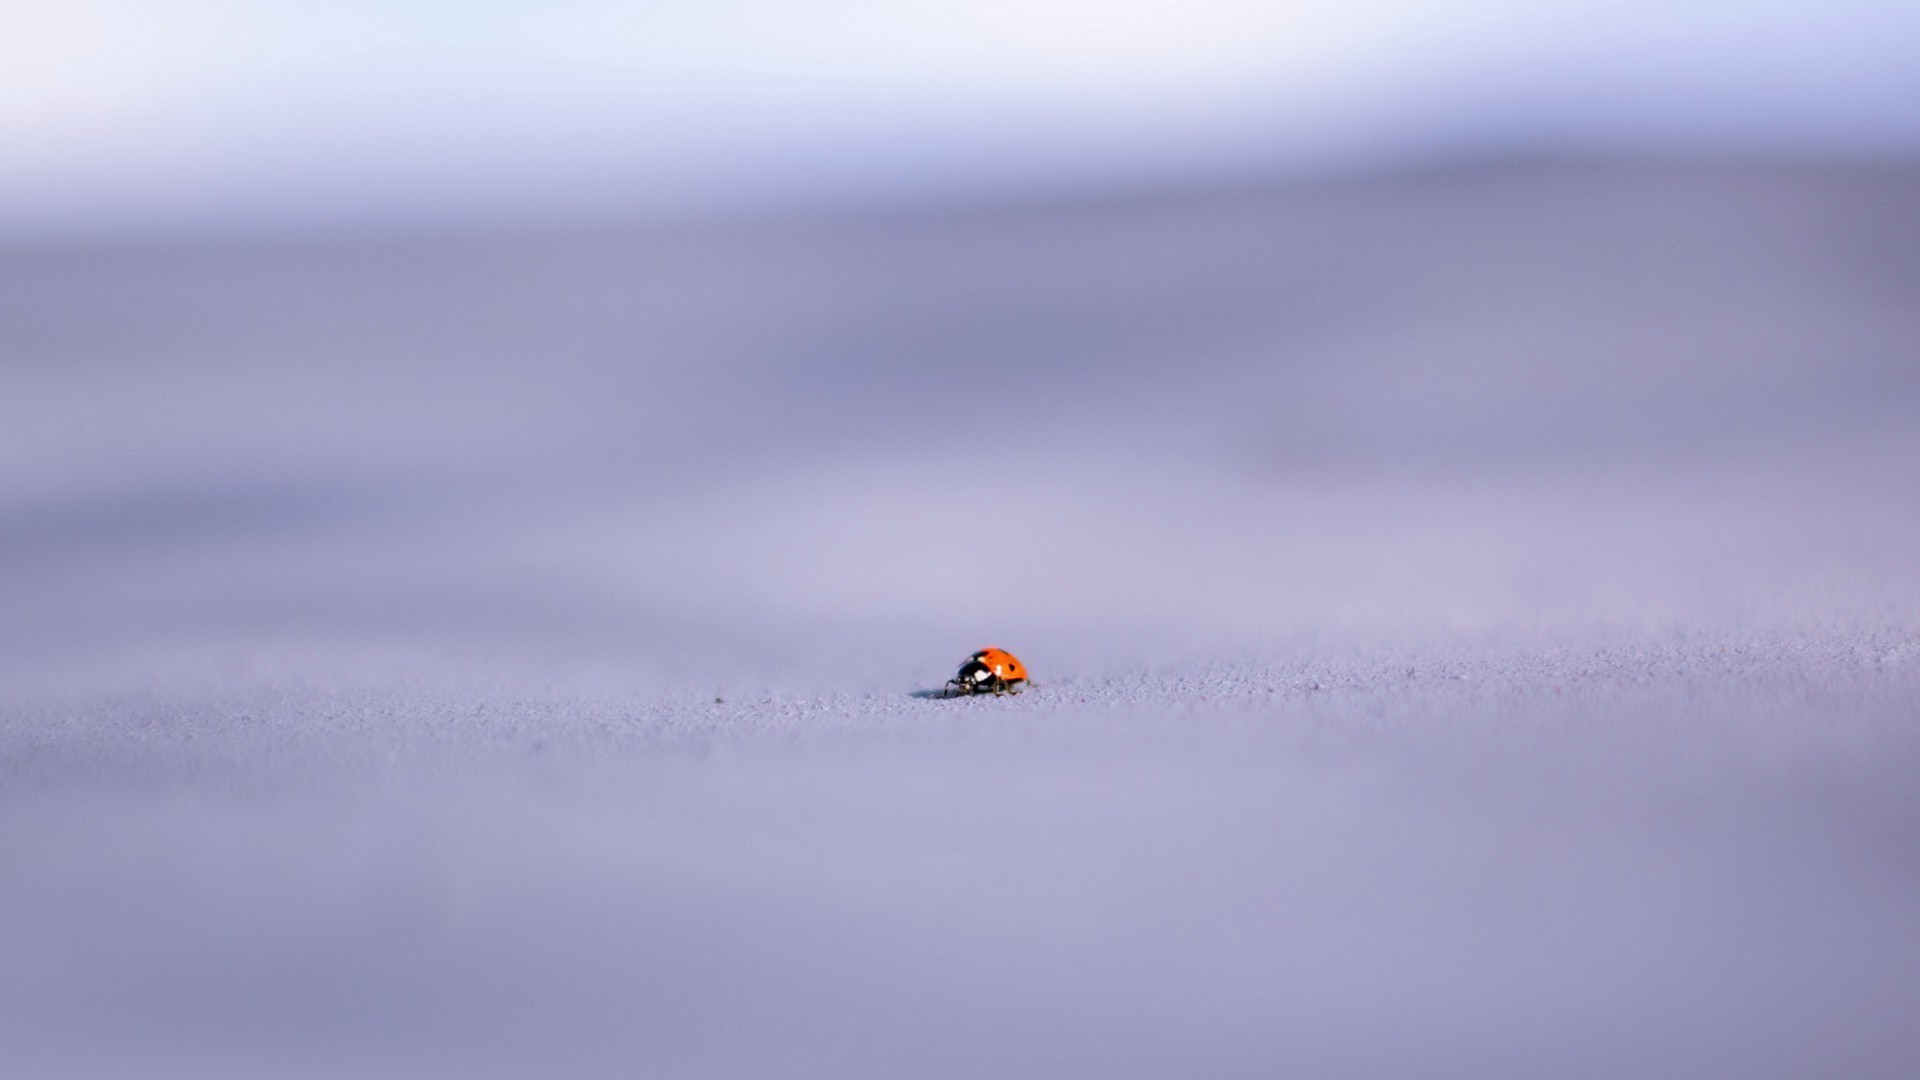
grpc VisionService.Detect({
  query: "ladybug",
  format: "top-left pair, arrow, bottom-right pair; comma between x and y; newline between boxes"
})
944,647 -> 1029,696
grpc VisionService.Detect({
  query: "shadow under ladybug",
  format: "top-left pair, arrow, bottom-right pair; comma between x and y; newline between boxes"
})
941,648 -> 1030,697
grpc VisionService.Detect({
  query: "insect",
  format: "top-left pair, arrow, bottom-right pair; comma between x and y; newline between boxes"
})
944,647 -> 1029,696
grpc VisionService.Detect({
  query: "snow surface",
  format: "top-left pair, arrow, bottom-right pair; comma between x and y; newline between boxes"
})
3,161 -> 1919,1078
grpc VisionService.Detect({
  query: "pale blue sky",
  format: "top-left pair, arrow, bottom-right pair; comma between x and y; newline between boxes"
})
2,1 -> 1916,231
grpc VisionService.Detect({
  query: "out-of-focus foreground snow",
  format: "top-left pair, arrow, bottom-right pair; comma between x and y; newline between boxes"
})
3,162 -> 1918,1078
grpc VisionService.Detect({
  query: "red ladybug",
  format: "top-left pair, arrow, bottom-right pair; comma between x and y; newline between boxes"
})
944,647 -> 1029,696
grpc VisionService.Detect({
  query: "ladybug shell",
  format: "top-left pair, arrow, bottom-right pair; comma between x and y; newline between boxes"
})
970,648 -> 1028,684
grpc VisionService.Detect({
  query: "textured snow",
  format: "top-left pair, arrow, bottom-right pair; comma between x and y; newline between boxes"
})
3,162 -> 1919,1078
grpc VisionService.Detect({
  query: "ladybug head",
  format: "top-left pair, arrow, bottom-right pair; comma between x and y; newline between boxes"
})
954,657 -> 997,687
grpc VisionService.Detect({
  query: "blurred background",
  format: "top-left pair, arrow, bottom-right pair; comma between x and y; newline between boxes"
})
4,0 -> 1918,681
4,3 -> 1920,1078
4,0 -> 1920,234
